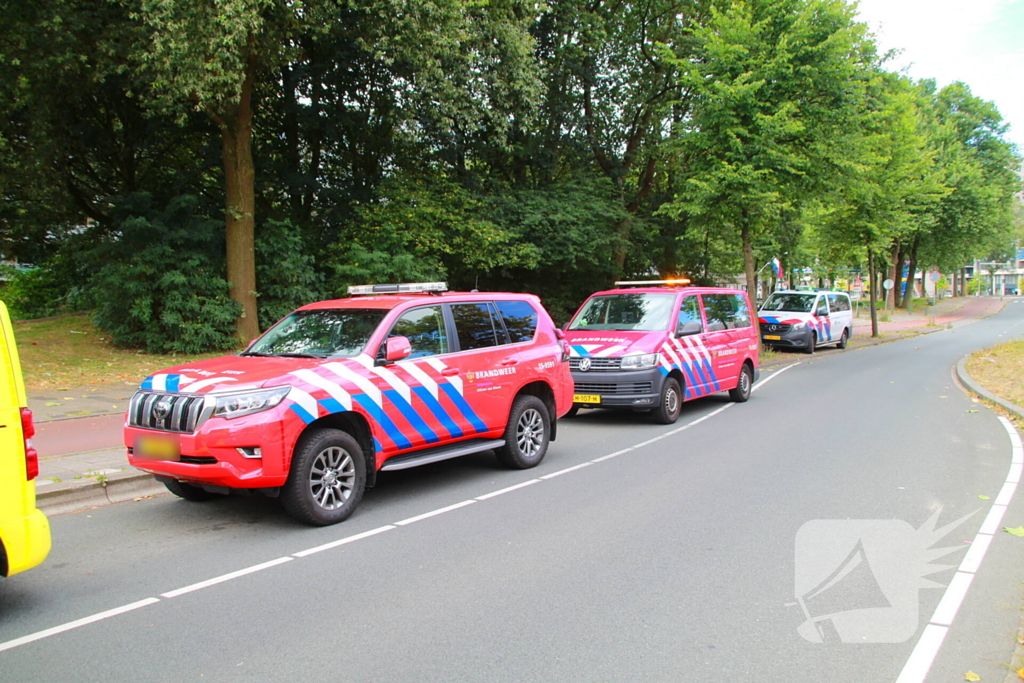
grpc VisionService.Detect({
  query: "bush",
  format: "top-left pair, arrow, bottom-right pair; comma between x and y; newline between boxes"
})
91,194 -> 240,353
0,252 -> 94,320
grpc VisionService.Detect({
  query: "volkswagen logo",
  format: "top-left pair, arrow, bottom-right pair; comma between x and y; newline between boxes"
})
153,399 -> 172,419
578,357 -> 592,372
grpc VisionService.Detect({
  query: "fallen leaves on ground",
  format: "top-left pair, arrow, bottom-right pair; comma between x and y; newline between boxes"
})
964,671 -> 981,681
1002,526 -> 1024,537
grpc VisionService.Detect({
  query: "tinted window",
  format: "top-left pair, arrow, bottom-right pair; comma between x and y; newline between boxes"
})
452,303 -> 500,351
495,300 -> 538,344
390,305 -> 448,358
702,294 -> 751,331
827,293 -> 850,312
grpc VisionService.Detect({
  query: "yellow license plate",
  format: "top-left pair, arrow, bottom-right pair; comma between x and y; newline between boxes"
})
135,435 -> 180,461
573,394 -> 601,404
763,335 -> 781,341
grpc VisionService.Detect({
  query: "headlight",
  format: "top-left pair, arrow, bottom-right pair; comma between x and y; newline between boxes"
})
620,353 -> 660,370
212,386 -> 291,420
791,321 -> 807,330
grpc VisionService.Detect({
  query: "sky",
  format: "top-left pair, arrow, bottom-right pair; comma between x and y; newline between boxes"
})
854,0 -> 1024,154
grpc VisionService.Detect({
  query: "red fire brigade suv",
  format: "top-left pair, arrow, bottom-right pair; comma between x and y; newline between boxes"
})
124,283 -> 573,526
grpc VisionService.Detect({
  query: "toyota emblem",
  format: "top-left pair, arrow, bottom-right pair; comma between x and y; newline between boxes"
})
153,399 -> 172,419
578,357 -> 592,371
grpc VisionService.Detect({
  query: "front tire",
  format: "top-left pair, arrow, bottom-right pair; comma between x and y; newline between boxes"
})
655,377 -> 682,424
282,428 -> 366,526
163,479 -> 218,501
496,395 -> 550,469
729,364 -> 753,403
804,331 -> 817,354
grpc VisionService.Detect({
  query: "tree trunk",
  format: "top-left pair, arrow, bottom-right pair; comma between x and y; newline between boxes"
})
741,218 -> 755,299
868,248 -> 878,338
219,58 -> 260,344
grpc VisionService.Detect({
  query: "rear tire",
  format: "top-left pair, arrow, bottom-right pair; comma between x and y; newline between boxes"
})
655,377 -> 682,424
729,364 -> 753,403
496,395 -> 550,469
836,328 -> 849,349
163,479 -> 218,502
804,332 -> 817,354
282,428 -> 366,526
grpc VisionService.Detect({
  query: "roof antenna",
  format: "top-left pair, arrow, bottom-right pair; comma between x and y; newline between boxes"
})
472,276 -> 479,293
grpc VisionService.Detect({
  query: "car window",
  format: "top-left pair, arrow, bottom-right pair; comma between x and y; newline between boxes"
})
814,297 -> 829,316
390,305 -> 448,358
451,302 -> 501,351
247,309 -> 387,358
703,293 -> 750,331
495,300 -> 538,344
568,293 -> 675,331
761,293 -> 815,313
828,293 -> 850,312
677,296 -> 701,326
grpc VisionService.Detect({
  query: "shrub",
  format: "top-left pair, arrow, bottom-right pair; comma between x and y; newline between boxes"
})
91,194 -> 240,353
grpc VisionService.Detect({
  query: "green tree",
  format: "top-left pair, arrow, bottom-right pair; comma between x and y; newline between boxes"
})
659,0 -> 874,293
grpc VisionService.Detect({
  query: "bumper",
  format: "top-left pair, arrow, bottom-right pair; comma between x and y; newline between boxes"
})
124,414 -> 290,489
0,508 -> 51,577
760,327 -> 812,349
570,367 -> 664,408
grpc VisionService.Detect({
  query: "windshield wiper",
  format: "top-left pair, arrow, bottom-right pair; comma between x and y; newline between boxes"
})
275,352 -> 327,359
239,351 -> 273,357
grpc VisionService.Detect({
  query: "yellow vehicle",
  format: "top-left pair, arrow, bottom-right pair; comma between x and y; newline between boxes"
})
0,300 -> 50,577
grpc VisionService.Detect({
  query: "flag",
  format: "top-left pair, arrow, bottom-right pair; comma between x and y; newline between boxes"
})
772,257 -> 782,277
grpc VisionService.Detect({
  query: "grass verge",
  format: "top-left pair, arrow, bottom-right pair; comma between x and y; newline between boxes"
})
13,312 -> 230,390
966,340 -> 1024,408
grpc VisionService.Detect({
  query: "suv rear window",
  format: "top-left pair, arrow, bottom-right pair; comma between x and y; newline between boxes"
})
495,300 -> 538,343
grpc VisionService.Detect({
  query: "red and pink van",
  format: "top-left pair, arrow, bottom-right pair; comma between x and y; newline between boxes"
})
563,281 -> 760,423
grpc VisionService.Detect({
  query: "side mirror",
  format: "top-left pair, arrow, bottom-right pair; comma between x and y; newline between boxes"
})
676,320 -> 703,336
384,336 -> 412,362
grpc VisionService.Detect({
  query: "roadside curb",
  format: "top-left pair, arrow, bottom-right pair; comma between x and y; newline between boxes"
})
955,356 -> 1024,422
36,471 -> 166,516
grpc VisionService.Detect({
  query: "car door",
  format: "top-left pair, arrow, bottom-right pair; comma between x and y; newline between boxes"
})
700,293 -> 742,392
813,294 -> 833,342
664,294 -> 709,400
447,301 -> 519,435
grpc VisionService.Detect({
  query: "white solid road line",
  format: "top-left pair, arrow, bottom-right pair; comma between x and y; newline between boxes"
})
0,367 -> 795,655
894,415 -> 1022,683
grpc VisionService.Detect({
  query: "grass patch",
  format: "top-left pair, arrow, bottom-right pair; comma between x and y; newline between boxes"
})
13,312 -> 232,390
966,340 -> 1024,407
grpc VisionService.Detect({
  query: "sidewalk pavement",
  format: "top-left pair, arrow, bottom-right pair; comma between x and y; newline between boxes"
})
28,296 -> 1023,517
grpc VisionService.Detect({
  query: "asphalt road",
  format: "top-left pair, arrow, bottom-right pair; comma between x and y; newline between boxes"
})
2,302 -> 1023,683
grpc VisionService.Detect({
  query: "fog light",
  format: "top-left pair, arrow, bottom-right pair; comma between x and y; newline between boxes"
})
237,446 -> 263,459
633,398 -> 653,405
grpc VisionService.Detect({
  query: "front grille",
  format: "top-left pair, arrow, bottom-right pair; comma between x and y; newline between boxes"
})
129,391 -> 211,434
760,323 -> 792,333
573,381 -> 653,395
570,357 -> 621,371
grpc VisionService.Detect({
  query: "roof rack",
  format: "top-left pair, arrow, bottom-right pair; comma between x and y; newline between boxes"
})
347,282 -> 448,296
613,279 -> 691,288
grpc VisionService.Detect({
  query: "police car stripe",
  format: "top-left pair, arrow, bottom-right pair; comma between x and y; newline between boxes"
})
382,390 -> 440,444
318,398 -> 347,414
291,369 -> 353,411
424,358 -> 464,395
181,377 -> 238,393
287,387 -> 320,423
440,384 -> 488,433
324,362 -> 382,407
352,355 -> 413,404
353,395 -> 412,450
570,345 -> 592,358
399,361 -> 439,400
411,386 -> 464,438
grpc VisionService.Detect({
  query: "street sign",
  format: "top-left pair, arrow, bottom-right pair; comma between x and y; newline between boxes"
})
882,279 -> 894,290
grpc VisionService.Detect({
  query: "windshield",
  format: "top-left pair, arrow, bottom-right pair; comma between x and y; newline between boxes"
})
243,309 -> 387,358
761,293 -> 815,313
568,293 -> 675,332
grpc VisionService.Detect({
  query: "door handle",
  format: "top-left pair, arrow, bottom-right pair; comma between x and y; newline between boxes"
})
441,368 -> 459,376
500,358 -> 519,366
